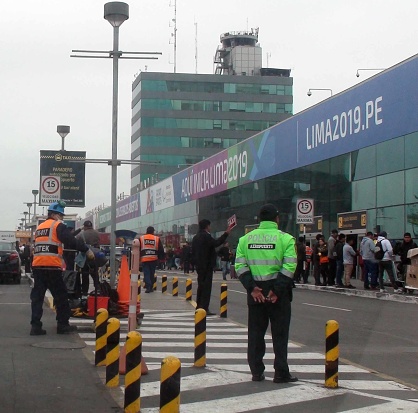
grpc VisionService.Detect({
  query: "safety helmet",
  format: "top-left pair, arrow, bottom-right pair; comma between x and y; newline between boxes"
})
48,200 -> 66,215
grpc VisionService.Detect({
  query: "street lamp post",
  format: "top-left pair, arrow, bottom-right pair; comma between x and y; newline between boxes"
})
32,190 -> 39,217
57,125 -> 70,151
70,2 -> 161,289
307,88 -> 333,97
356,68 -> 385,78
23,212 -> 28,229
104,2 -> 129,289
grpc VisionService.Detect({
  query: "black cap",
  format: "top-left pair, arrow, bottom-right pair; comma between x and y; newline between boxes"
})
259,203 -> 279,222
146,226 -> 155,234
379,231 -> 387,238
404,232 -> 412,237
84,220 -> 93,228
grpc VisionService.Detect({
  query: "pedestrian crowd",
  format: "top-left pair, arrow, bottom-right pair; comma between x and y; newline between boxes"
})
294,229 -> 416,294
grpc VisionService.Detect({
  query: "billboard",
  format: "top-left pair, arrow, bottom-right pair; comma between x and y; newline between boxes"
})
39,150 -> 86,207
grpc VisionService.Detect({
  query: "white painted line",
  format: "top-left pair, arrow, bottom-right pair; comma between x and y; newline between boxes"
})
138,334 -> 248,340
212,364 -> 369,373
140,370 -> 252,397
139,327 -> 247,333
308,379 -> 414,391
342,399 -> 418,412
0,303 -> 30,305
140,384 -> 346,413
84,341 -> 299,348
142,320 -> 238,327
142,351 -> 324,360
228,289 -> 246,295
302,302 -> 352,312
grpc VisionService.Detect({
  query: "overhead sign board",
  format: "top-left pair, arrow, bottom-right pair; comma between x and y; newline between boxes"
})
299,216 -> 323,234
39,150 -> 86,207
296,198 -> 314,224
337,210 -> 367,231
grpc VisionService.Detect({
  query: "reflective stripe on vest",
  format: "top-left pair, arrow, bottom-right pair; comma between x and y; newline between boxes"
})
32,220 -> 63,268
140,234 -> 159,262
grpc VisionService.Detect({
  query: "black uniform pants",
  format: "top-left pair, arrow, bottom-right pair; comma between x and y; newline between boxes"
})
247,293 -> 291,377
196,268 -> 213,311
31,268 -> 71,327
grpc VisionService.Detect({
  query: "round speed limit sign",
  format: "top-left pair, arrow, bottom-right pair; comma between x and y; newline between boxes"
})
297,199 -> 313,215
42,176 -> 60,195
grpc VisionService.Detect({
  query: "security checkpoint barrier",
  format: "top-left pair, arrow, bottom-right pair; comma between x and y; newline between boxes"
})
95,308 -> 109,366
325,319 -> 339,388
194,308 -> 206,367
160,356 -> 181,413
220,283 -> 227,318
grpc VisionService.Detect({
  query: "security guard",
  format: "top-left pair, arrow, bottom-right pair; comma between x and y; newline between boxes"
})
235,203 -> 298,383
139,226 -> 164,293
30,201 -> 92,335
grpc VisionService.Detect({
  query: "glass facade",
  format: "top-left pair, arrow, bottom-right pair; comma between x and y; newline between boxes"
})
131,72 -> 293,186
128,131 -> 418,249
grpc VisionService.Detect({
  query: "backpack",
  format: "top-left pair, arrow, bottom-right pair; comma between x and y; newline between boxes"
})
374,240 -> 385,260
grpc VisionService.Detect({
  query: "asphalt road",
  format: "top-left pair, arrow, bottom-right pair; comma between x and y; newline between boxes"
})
177,273 -> 418,389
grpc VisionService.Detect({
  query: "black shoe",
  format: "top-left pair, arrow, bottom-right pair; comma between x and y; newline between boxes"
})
273,374 -> 298,383
206,311 -> 216,316
30,326 -> 46,336
252,373 -> 265,382
145,289 -> 151,293
57,324 -> 77,334
345,284 -> 356,289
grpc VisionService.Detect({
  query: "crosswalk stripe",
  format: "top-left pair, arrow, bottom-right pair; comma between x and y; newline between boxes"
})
308,379 -> 413,391
209,364 -> 369,373
141,351 -> 325,360
139,384 -> 347,413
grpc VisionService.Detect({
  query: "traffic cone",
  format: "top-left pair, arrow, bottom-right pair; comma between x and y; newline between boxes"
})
117,255 -> 130,315
119,344 -> 149,375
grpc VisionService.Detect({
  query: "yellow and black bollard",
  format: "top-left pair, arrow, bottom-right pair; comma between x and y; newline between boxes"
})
106,317 -> 120,387
162,274 -> 168,293
185,278 -> 192,301
325,319 -> 339,388
160,356 -> 181,413
172,276 -> 179,297
220,283 -> 227,318
95,308 -> 109,366
194,308 -> 206,367
124,331 -> 142,413
153,274 -> 157,291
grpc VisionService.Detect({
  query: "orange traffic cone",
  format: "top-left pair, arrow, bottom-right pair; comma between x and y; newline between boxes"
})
119,344 -> 149,375
117,255 -> 130,316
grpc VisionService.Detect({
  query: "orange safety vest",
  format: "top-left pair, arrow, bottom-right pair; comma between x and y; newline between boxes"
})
32,219 -> 64,268
140,234 -> 159,262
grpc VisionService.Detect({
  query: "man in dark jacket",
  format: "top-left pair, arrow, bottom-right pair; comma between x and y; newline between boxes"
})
394,232 -> 418,285
192,219 -> 233,315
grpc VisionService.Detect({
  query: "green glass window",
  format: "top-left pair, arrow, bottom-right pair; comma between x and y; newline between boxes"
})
405,131 -> 418,169
376,171 -> 404,207
352,178 -> 376,210
352,146 -> 376,180
376,136 -> 404,175
405,168 -> 418,204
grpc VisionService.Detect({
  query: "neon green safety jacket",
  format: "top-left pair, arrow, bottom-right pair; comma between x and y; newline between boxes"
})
235,221 -> 297,286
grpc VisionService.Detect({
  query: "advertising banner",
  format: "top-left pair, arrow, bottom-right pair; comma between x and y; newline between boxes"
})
39,150 -> 86,207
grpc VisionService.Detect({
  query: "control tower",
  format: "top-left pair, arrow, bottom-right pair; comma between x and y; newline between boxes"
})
214,28 -> 262,75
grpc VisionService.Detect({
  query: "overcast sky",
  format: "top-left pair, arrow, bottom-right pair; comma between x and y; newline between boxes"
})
1,0 -> 416,230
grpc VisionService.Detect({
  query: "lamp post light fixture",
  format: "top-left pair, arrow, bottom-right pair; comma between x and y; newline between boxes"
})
70,2 -> 162,289
307,88 -> 333,97
32,189 -> 39,216
23,212 -> 28,229
356,68 -> 386,77
57,125 -> 70,151
25,203 -> 33,224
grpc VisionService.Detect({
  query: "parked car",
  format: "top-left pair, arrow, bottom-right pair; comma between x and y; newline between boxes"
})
0,241 -> 22,284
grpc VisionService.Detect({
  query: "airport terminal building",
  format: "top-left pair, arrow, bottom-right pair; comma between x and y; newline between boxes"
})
93,54 -> 418,249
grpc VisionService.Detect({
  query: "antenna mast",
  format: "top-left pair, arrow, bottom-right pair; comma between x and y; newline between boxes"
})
194,20 -> 198,74
169,0 -> 177,73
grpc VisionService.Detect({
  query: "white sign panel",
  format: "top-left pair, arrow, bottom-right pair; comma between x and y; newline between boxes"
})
140,178 -> 175,215
40,175 -> 61,205
296,198 -> 314,224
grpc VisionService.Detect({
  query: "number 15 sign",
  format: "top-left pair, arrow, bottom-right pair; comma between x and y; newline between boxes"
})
296,198 -> 314,224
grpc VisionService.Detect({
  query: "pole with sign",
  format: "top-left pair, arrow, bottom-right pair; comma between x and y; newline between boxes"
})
296,198 -> 314,224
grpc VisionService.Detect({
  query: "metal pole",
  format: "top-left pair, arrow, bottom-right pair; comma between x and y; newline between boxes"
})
110,25 -> 120,289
